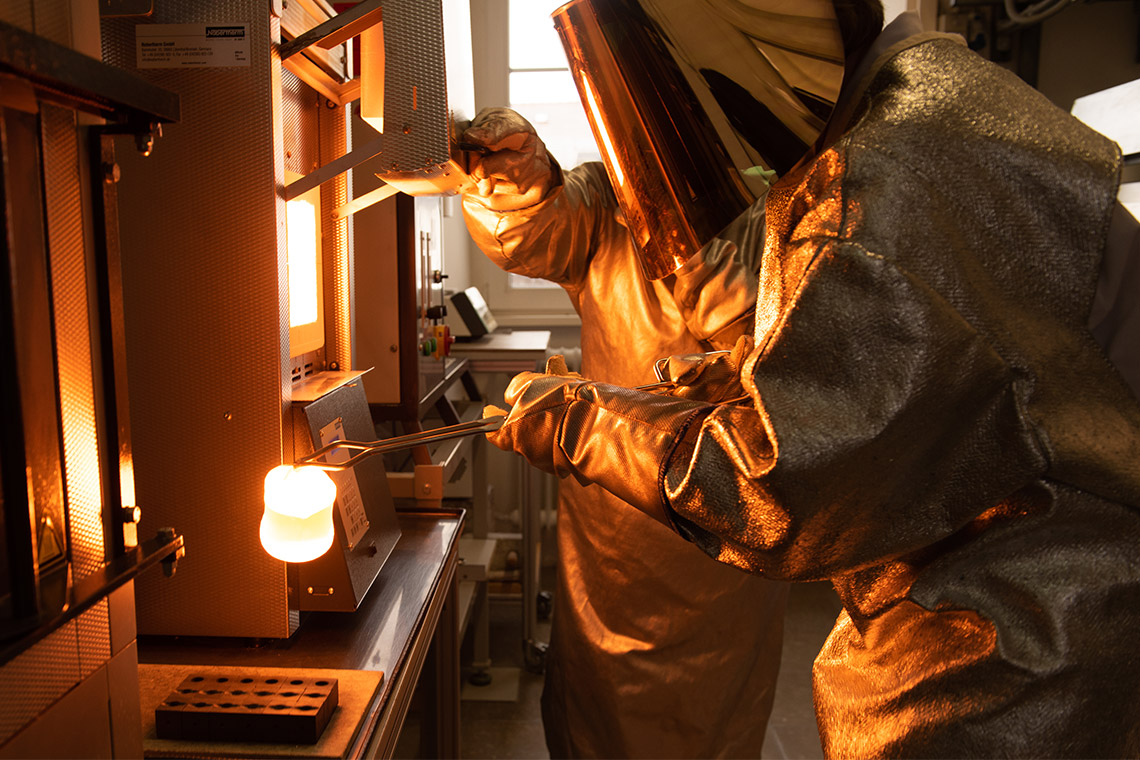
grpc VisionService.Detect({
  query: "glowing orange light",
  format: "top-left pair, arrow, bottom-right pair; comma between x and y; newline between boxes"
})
260,465 -> 336,562
286,192 -> 320,328
581,72 -> 624,187
361,20 -> 385,133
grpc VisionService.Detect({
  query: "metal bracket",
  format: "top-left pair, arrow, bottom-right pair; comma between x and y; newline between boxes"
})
279,0 -> 381,107
284,134 -> 384,201
279,0 -> 382,60
0,528 -> 185,667
386,463 -> 445,507
0,19 -> 179,124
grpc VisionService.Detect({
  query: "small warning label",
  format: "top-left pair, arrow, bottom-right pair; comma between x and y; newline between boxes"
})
136,23 -> 250,69
318,418 -> 371,551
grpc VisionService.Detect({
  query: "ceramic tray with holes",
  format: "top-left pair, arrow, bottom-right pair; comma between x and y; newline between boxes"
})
155,671 -> 339,744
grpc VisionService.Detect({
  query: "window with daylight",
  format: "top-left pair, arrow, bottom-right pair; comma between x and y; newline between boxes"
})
504,0 -> 598,291
468,0 -> 597,321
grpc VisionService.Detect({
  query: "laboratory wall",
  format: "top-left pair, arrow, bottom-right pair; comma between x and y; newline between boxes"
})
1037,2 -> 1140,111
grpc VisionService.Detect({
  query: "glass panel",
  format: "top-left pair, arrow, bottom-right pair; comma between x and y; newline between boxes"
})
506,0 -> 602,292
509,70 -> 580,104
509,0 -> 571,70
284,171 -> 324,357
512,99 -> 601,170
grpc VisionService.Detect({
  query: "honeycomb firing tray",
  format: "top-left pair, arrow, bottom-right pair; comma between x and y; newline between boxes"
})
155,671 -> 339,744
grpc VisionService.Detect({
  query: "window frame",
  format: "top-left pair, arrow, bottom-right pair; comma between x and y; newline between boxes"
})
467,0 -> 580,326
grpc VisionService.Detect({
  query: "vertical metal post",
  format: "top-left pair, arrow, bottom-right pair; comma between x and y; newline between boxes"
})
521,463 -> 547,670
88,128 -> 137,555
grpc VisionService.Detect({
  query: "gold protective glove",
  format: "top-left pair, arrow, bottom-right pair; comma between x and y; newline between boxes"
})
661,334 -> 754,404
460,107 -> 560,212
484,356 -> 710,527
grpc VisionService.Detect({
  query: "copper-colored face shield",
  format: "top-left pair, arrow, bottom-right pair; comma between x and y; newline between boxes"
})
551,0 -> 845,279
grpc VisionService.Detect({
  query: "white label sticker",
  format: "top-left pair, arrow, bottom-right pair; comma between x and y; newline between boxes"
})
318,418 -> 371,551
136,23 -> 250,69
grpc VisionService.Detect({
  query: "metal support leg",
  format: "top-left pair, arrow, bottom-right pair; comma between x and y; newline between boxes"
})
521,464 -> 548,672
421,571 -> 461,759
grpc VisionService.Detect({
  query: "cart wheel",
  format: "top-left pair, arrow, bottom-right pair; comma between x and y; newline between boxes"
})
524,639 -> 548,673
536,590 -> 553,620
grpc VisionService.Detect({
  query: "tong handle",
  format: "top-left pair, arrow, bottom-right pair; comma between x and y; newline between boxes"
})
296,416 -> 504,471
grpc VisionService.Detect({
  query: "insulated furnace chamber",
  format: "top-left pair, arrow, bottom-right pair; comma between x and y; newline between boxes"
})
101,0 -> 469,639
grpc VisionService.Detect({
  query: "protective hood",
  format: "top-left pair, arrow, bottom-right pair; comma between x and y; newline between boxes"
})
552,0 -> 846,279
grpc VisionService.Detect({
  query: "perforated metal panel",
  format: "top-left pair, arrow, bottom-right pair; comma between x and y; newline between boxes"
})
281,64 -> 350,370
282,67 -> 320,177
75,600 -> 112,679
0,31 -> 119,751
0,623 -> 81,745
320,101 -> 352,371
102,3 -> 296,638
351,0 -> 458,411
0,7 -> 161,751
41,103 -> 107,580
0,1 -> 33,31
26,0 -> 68,46
376,1 -> 451,173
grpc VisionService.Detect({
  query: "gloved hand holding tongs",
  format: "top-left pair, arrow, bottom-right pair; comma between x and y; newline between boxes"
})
480,353 -> 721,528
640,334 -> 755,404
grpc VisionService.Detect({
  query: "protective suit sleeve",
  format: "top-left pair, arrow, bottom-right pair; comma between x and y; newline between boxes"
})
669,200 -> 766,350
487,238 -> 1049,580
662,334 -> 753,404
661,242 -> 1048,581
460,109 -> 630,287
487,368 -> 710,528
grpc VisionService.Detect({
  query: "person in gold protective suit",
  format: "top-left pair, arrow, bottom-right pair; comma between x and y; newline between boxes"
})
483,0 -> 1140,757
459,107 -> 790,759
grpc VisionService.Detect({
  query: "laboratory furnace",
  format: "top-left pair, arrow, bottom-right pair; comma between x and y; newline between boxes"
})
100,0 -> 469,639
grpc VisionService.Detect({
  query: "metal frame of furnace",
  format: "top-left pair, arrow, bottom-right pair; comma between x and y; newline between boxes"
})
0,11 -> 182,756
102,0 -> 317,639
100,0 -> 466,640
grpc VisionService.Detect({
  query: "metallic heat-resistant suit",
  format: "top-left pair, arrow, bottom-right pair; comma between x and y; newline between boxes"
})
488,17 -> 1140,759
463,151 -> 789,758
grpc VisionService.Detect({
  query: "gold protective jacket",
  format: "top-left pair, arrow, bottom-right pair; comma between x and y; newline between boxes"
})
490,22 -> 1140,760
464,160 -> 789,759
666,29 -> 1140,756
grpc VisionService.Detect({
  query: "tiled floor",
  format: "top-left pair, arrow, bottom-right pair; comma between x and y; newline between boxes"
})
459,578 -> 842,760
759,582 -> 843,760
458,598 -> 551,760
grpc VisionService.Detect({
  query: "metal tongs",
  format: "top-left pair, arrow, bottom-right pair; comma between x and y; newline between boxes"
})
295,416 -> 505,472
635,351 -> 733,393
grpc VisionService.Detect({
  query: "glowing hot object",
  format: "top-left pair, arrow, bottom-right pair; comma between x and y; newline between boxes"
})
260,465 -> 337,562
259,417 -> 505,562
